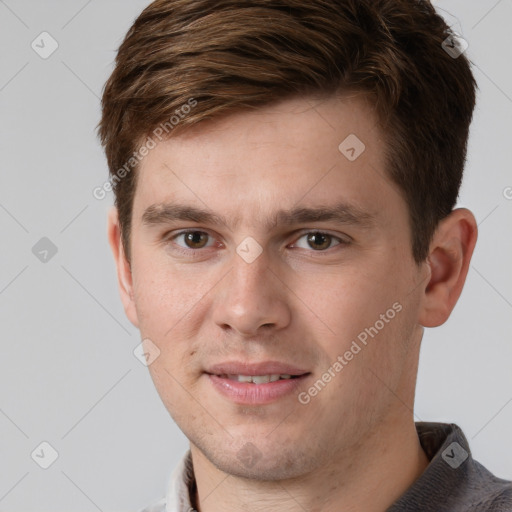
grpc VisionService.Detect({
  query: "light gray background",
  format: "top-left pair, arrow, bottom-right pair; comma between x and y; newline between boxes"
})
0,1 -> 511,510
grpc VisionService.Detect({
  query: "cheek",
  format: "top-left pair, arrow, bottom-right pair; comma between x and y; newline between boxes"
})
146,362 -> 197,427
131,248 -> 205,336
131,251 -> 213,373
297,262 -> 403,344
300,259 -> 414,395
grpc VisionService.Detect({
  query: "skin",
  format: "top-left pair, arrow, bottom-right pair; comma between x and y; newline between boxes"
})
108,94 -> 478,512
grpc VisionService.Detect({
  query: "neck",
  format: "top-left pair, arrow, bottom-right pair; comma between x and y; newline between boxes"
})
190,417 -> 429,512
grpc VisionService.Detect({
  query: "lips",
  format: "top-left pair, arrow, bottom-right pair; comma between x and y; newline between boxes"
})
204,361 -> 312,404
205,361 -> 310,378
207,372 -> 310,404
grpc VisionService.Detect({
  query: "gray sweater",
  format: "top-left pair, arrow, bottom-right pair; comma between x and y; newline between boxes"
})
140,422 -> 512,511
388,422 -> 512,511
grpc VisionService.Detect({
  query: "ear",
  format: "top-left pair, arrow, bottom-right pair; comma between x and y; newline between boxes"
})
418,208 -> 478,327
107,206 -> 140,328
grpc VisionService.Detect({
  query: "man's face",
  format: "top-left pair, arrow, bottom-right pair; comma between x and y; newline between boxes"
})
124,95 -> 428,479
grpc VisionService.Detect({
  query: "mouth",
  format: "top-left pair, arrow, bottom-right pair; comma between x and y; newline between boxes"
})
212,373 -> 305,384
205,360 -> 310,379
204,363 -> 312,404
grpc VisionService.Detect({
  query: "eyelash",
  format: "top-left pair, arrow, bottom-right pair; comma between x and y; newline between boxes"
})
163,229 -> 349,257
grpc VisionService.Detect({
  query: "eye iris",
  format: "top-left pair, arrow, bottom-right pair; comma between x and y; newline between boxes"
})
307,232 -> 331,250
185,231 -> 208,249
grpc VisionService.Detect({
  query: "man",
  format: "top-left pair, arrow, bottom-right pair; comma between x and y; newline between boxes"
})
98,0 -> 512,510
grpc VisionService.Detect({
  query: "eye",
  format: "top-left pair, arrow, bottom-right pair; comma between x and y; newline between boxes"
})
292,231 -> 345,251
170,230 -> 216,250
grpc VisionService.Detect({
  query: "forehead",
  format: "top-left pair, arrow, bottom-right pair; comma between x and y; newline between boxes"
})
132,94 -> 403,231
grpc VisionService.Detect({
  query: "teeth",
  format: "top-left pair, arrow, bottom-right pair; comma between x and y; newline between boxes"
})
224,374 -> 294,383
252,375 -> 271,384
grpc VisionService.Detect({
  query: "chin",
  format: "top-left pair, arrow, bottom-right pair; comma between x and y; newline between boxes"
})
193,435 -> 318,482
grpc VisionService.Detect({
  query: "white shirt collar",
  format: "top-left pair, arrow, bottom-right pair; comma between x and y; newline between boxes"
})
165,449 -> 194,512
138,449 -> 194,512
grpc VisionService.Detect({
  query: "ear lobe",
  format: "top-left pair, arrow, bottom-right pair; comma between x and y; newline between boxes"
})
419,208 -> 478,327
107,206 -> 140,328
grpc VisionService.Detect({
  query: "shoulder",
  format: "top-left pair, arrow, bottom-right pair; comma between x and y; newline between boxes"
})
469,460 -> 512,512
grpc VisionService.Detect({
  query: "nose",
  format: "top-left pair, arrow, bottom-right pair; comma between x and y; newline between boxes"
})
212,244 -> 292,337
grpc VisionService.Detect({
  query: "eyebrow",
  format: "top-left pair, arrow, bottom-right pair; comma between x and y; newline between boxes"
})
141,201 -> 376,232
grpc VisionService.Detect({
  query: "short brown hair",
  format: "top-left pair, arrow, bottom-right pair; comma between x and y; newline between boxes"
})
98,0 -> 477,264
